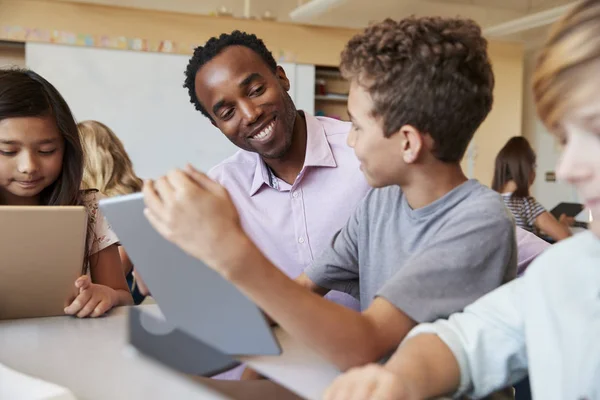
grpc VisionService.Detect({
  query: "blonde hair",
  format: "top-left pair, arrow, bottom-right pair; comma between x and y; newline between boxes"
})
533,0 -> 600,131
78,120 -> 143,197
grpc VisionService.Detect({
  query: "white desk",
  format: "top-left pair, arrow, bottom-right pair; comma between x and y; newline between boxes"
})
0,306 -> 231,400
0,305 -> 339,400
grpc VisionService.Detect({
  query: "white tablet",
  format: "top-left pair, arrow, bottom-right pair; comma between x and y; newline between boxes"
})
99,193 -> 281,356
0,206 -> 87,320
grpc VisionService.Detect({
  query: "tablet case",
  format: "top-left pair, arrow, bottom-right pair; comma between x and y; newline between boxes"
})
127,307 -> 239,376
99,193 -> 281,356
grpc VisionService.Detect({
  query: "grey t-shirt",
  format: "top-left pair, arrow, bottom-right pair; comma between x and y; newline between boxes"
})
304,179 -> 517,323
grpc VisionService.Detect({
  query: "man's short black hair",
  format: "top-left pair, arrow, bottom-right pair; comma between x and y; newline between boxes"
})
184,30 -> 278,119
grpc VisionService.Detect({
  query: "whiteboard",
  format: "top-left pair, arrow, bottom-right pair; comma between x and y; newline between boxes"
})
26,43 -> 313,179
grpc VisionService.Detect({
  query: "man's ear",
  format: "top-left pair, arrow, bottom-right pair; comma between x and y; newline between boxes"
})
397,125 -> 423,164
276,66 -> 291,91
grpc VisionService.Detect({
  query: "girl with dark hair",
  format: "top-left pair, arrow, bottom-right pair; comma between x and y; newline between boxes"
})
492,136 -> 572,242
0,68 -> 133,317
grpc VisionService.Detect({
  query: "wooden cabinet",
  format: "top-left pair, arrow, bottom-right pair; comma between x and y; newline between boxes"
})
314,66 -> 349,121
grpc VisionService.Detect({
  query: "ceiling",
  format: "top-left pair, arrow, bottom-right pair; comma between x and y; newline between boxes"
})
44,0 -> 574,36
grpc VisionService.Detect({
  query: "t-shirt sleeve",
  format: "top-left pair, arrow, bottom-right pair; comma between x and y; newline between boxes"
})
303,196 -> 364,299
83,191 -> 120,255
377,209 -> 517,323
525,196 -> 546,226
404,278 -> 528,398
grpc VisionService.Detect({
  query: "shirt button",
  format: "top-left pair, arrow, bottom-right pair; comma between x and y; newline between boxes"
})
298,237 -> 305,244
292,191 -> 299,198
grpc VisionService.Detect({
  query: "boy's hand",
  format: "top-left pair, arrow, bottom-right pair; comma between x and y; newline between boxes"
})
323,365 -> 417,400
64,275 -> 116,318
143,165 -> 248,276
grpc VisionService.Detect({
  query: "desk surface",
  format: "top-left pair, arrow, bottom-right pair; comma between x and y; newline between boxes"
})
0,306 -> 230,400
0,305 -> 340,400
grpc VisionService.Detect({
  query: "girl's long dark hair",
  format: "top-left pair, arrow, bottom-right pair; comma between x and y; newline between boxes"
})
0,68 -> 94,272
491,136 -> 537,198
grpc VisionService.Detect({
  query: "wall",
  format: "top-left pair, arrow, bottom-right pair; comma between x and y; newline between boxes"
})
466,41 -> 524,186
0,41 -> 25,67
0,0 -> 525,184
0,0 -> 358,66
522,47 -> 579,209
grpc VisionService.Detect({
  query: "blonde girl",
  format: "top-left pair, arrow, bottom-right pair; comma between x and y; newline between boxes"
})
78,120 -> 147,302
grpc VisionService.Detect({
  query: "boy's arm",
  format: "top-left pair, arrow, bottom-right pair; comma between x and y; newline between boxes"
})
325,278 -> 528,400
229,232 -> 417,371
323,334 -> 460,400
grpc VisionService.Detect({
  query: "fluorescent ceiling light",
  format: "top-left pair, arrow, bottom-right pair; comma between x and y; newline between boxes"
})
289,0 -> 348,22
483,2 -> 577,37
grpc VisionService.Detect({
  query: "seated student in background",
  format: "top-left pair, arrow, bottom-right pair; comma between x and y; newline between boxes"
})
492,136 -> 573,242
0,69 -> 133,317
324,2 -> 600,398
79,120 -> 146,305
143,16 -> 517,382
182,31 -> 371,379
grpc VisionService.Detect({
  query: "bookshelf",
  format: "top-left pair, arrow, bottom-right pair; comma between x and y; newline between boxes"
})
314,66 -> 349,121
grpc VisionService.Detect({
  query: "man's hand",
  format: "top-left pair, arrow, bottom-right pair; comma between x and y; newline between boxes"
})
143,165 -> 248,275
323,365 -> 417,400
64,275 -> 117,318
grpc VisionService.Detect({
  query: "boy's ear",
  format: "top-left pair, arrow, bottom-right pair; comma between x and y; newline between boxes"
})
276,66 -> 291,91
398,125 -> 423,164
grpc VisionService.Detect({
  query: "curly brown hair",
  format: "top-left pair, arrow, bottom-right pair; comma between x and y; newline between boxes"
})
340,17 -> 494,163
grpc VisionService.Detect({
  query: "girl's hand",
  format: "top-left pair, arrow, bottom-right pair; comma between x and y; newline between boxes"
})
64,275 -> 117,318
559,213 -> 575,227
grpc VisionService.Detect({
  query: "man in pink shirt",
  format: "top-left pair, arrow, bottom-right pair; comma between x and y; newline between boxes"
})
184,32 -> 370,308
182,31 -> 370,379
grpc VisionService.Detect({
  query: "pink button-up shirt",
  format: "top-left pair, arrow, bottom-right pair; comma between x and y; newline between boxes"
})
209,113 -> 371,310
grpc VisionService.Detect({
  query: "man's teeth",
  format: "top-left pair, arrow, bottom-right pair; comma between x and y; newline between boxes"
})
252,121 -> 275,140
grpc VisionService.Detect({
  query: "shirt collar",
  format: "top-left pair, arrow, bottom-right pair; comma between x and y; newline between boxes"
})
249,157 -> 272,196
248,113 -> 337,196
303,113 -> 337,168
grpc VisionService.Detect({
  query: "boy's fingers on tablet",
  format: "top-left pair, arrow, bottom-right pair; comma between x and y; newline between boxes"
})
142,180 -> 165,213
77,297 -> 102,318
184,164 -> 222,192
167,168 -> 196,188
154,175 -> 176,202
